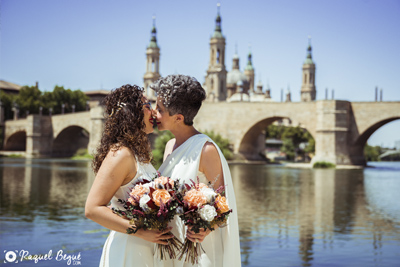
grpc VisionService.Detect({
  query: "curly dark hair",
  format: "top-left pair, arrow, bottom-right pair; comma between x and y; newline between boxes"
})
92,84 -> 152,174
150,74 -> 206,126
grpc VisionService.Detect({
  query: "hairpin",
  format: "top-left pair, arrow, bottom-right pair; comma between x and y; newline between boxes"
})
109,102 -> 126,117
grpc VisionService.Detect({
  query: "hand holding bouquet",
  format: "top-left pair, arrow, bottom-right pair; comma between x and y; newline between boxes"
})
177,178 -> 232,264
113,174 -> 182,260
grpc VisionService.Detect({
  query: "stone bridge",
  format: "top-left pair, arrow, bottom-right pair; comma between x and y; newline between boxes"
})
2,100 -> 400,165
3,107 -> 104,157
194,100 -> 400,165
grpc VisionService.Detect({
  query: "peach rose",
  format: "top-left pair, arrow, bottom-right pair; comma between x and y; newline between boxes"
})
198,183 -> 208,189
129,184 -> 149,198
154,176 -> 174,188
215,195 -> 230,214
127,196 -> 137,206
152,189 -> 171,206
183,189 -> 207,208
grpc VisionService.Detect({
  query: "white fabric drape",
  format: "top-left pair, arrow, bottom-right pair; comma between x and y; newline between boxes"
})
156,134 -> 241,267
100,162 -> 158,267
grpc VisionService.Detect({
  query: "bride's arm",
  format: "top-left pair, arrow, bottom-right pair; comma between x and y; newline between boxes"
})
85,147 -> 173,244
199,142 -> 224,189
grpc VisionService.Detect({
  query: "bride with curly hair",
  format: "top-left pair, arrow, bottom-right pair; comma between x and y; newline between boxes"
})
85,84 -> 173,267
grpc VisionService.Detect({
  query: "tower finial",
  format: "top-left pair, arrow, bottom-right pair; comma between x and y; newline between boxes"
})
304,36 -> 313,64
213,3 -> 222,36
148,15 -> 158,48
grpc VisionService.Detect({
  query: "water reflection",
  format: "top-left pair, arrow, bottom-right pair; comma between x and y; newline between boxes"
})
231,164 -> 400,267
0,158 -> 94,221
0,159 -> 399,266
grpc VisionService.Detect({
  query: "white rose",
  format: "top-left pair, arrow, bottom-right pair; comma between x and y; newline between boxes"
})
199,205 -> 217,222
200,187 -> 217,203
139,194 -> 151,209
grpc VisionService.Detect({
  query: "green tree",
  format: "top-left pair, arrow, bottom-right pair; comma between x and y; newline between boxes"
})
265,124 -> 286,139
152,130 -> 175,169
16,86 -> 42,115
282,126 -> 308,148
364,144 -> 381,162
303,131 -> 315,154
265,124 -> 315,161
48,85 -> 88,114
0,90 -> 16,120
281,138 -> 295,160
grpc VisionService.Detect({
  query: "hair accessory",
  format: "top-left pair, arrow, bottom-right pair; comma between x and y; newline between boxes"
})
158,89 -> 171,107
109,102 -> 127,117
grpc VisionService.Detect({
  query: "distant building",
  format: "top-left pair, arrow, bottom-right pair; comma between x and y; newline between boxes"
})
141,4 -> 317,103
264,138 -> 286,161
0,80 -> 22,95
395,140 -> 400,150
84,90 -> 110,108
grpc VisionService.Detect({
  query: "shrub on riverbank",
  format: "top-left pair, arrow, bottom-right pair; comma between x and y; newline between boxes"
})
313,161 -> 336,168
71,148 -> 93,160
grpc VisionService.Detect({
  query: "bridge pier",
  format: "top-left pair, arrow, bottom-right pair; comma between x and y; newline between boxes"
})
312,100 -> 365,166
26,115 -> 53,158
88,106 -> 105,155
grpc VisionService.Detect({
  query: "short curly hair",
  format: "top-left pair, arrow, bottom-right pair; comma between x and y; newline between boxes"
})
92,84 -> 152,173
150,74 -> 206,126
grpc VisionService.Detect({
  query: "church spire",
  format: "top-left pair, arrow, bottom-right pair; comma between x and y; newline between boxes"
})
205,2 -> 227,101
144,16 -> 161,100
245,44 -> 254,71
304,36 -> 313,64
244,43 -> 255,93
300,36 -> 316,102
148,16 -> 158,48
213,3 -> 223,38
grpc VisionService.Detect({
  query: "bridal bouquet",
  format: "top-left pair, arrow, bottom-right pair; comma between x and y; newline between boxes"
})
112,174 -> 182,260
177,178 -> 232,264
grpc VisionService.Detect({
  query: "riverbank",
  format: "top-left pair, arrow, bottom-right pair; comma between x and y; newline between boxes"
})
227,159 -> 365,169
283,162 -> 364,169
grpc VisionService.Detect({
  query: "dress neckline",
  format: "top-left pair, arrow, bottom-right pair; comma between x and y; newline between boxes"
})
167,133 -> 205,160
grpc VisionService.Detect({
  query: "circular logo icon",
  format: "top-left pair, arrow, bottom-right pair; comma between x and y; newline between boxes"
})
5,251 -> 17,262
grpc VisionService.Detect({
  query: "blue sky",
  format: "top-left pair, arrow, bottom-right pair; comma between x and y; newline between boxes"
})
1,0 -> 399,147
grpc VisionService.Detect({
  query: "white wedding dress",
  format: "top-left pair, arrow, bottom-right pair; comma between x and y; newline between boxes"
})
99,161 -> 158,267
156,134 -> 241,267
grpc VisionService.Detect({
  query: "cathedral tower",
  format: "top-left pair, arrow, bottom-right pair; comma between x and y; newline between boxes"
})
204,3 -> 227,102
244,48 -> 255,93
300,37 -> 316,102
143,17 -> 161,101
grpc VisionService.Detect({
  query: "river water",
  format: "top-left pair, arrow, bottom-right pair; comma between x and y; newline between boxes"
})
0,159 -> 399,266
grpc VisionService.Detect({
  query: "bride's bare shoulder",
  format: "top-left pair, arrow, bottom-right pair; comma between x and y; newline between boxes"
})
163,138 -> 176,160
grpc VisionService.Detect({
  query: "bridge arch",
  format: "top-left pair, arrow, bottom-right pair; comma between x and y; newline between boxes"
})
354,117 -> 400,147
348,117 -> 400,164
4,131 -> 27,151
238,116 -> 314,160
52,125 -> 90,157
